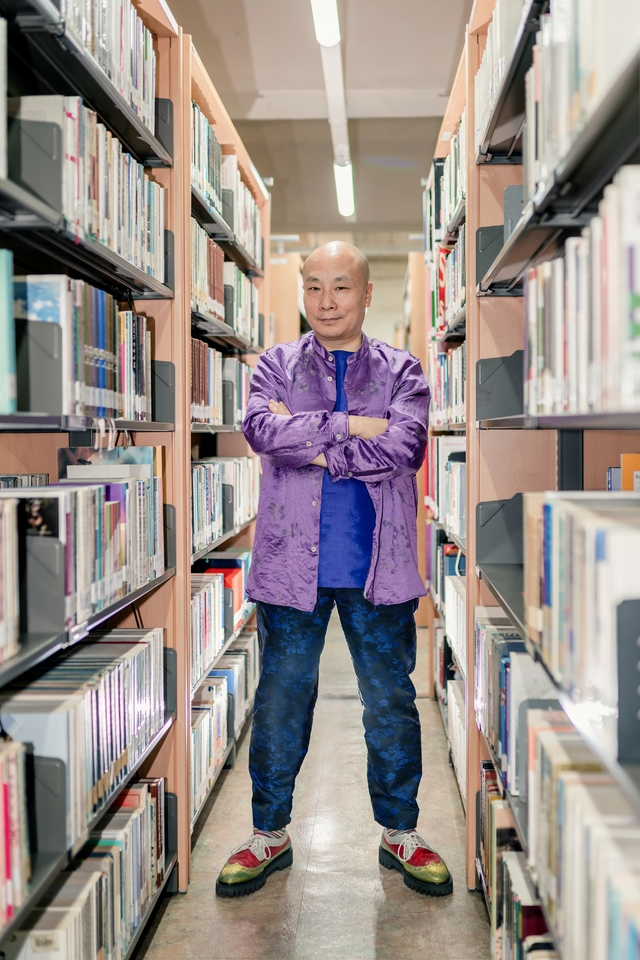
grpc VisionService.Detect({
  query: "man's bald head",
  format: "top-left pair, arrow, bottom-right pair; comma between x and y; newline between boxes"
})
302,241 -> 373,350
303,241 -> 370,289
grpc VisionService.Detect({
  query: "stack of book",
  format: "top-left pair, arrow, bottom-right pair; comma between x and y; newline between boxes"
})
428,343 -> 466,426
221,154 -> 262,268
191,218 -> 225,322
190,573 -> 225,688
500,852 -> 549,959
444,574 -> 466,676
191,675 -> 228,818
473,606 -> 554,794
441,110 -> 466,229
223,263 -> 261,345
200,547 -> 252,636
15,274 -> 155,420
523,490 -> 640,757
191,339 -> 223,425
9,97 -> 165,280
191,456 -> 260,554
0,628 -> 164,849
0,474 -> 48,488
425,435 -> 466,536
60,0 -> 157,133
2,447 -> 165,628
474,0 -> 527,154
0,741 -> 30,929
222,358 -> 252,426
191,461 -> 223,555
443,224 -> 466,326
426,524 -> 465,612
524,1 -> 640,202
191,102 -> 222,215
0,499 -> 19,666
447,678 -> 466,800
524,166 -> 640,415
208,629 -> 260,738
9,777 -> 166,959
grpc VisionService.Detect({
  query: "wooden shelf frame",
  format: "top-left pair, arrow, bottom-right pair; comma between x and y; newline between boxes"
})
0,3 -> 271,938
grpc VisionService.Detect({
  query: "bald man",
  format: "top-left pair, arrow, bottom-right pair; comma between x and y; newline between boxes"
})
216,241 -> 453,899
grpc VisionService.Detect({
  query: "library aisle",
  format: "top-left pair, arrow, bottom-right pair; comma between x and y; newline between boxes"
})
138,616 -> 490,960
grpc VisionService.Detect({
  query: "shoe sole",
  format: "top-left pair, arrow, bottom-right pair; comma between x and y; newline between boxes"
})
216,847 -> 293,898
379,846 -> 453,897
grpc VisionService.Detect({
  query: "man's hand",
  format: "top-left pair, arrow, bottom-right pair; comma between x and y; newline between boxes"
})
268,399 -> 292,416
309,453 -> 327,467
348,415 -> 389,440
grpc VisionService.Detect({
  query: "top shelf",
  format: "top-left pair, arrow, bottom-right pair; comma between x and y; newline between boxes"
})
478,50 -> 640,294
2,0 -> 173,167
476,0 -> 549,164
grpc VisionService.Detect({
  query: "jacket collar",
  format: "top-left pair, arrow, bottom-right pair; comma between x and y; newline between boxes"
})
309,331 -> 370,365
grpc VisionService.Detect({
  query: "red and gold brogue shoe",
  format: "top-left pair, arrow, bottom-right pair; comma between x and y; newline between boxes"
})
379,830 -> 453,896
216,831 -> 293,898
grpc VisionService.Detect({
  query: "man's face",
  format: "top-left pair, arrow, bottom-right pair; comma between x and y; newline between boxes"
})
303,251 -> 373,346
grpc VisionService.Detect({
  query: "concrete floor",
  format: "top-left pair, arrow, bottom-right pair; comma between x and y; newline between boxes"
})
137,615 -> 490,960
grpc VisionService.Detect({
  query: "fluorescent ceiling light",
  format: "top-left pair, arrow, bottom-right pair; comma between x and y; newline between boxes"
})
310,0 -> 341,47
334,161 -> 355,218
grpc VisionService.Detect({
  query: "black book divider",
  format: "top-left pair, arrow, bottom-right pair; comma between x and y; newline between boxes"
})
476,494 -> 523,566
616,600 -> 640,764
476,351 -> 524,421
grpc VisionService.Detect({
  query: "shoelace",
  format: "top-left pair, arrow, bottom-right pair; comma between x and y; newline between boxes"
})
231,833 -> 283,862
394,831 -> 431,863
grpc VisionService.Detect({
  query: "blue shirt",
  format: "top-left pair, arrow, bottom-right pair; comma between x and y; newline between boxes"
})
317,351 -> 376,587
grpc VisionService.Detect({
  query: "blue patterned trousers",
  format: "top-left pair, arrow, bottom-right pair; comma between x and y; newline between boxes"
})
250,588 -> 422,832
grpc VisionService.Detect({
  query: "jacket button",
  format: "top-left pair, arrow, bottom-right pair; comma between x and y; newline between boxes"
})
306,440 -> 312,446
329,355 -> 335,362
348,471 -> 353,477
327,376 -> 333,382
336,433 -> 342,440
312,500 -> 317,506
311,546 -> 317,552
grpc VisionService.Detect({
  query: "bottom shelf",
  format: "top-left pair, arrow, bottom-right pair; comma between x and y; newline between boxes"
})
123,853 -> 178,960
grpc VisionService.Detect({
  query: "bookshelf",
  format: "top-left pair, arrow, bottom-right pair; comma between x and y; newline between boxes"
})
0,0 -> 270,947
424,0 -> 640,951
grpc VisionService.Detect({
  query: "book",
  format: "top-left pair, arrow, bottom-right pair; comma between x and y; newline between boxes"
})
221,263 -> 261,345
0,499 -> 19,666
620,453 -> 640,491
0,250 -> 16,416
500,851 -> 548,960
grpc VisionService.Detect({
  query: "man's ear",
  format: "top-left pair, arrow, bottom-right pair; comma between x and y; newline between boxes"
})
364,282 -> 373,308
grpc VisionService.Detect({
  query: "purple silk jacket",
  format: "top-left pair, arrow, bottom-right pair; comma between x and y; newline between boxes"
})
242,331 -> 431,612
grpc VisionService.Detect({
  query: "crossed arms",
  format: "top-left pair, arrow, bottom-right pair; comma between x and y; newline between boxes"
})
242,355 -> 430,482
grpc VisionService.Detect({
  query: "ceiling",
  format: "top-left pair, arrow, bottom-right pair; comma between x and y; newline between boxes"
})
168,0 -> 471,247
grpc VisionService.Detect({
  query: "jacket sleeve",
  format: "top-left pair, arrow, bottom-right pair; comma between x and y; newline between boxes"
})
324,356 -> 430,482
242,353 -> 349,468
